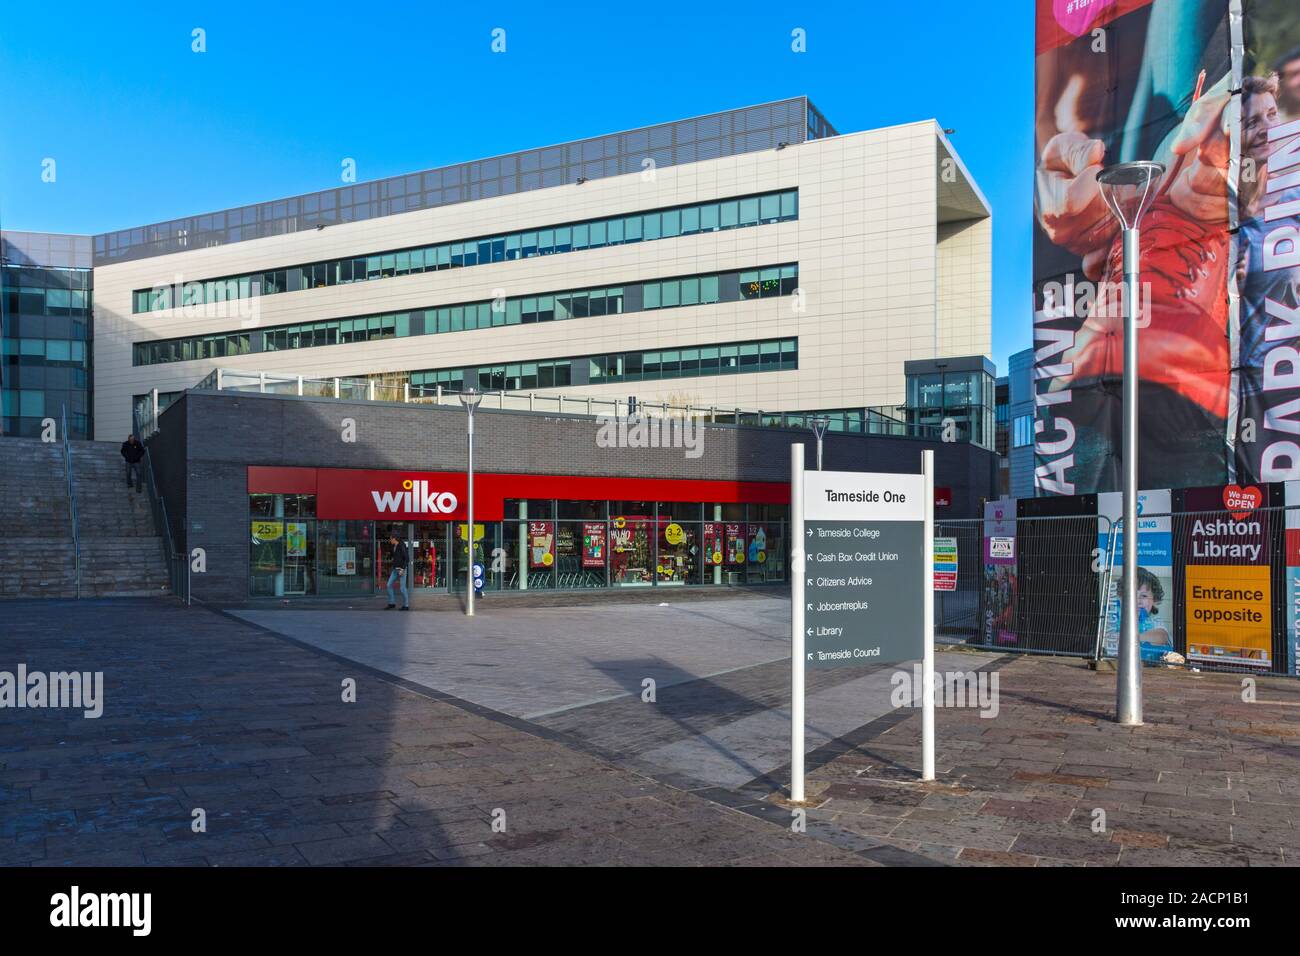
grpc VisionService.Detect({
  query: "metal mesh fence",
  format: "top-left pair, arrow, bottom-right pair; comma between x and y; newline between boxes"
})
934,507 -> 1298,677
935,515 -> 1110,658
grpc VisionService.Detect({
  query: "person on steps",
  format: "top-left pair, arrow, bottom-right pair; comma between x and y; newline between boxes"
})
120,435 -> 145,493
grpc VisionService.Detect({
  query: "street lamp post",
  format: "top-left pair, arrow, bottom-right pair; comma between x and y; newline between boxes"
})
809,416 -> 830,470
1096,160 -> 1164,726
459,387 -> 484,617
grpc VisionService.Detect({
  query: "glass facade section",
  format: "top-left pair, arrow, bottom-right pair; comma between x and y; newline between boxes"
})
130,190 -> 799,314
903,361 -> 996,450
102,98 -> 822,265
247,496 -> 788,597
132,263 -> 797,367
1,232 -> 94,439
405,337 -> 797,395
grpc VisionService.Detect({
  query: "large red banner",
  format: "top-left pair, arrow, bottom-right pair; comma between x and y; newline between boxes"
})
249,466 -> 789,521
1033,0 -> 1300,495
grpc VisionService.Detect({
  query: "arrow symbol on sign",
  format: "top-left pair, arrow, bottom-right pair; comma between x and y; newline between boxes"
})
807,603 -> 813,610
806,528 -> 813,537
806,653 -> 814,661
806,627 -> 813,636
807,578 -> 813,586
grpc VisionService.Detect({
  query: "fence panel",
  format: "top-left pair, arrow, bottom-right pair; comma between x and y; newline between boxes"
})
935,514 -> 1109,659
936,506 -> 1297,676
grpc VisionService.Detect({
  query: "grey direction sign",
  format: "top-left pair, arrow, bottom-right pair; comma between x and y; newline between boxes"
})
802,470 -> 925,669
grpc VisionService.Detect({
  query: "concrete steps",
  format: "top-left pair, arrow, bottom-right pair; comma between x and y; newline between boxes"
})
70,441 -> 157,538
0,537 -> 78,599
0,436 -> 170,599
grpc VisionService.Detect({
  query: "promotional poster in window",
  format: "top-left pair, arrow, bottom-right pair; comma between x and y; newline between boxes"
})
1033,0 -> 1300,496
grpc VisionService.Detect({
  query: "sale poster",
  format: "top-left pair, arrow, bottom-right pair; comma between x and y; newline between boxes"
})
336,546 -> 356,576
703,524 -> 723,565
581,522 -> 605,569
251,520 -> 283,542
529,521 -> 554,569
724,523 -> 745,566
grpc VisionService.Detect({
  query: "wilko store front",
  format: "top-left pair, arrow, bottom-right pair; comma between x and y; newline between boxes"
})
246,466 -> 790,597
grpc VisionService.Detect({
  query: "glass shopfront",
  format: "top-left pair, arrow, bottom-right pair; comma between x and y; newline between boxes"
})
247,483 -> 787,597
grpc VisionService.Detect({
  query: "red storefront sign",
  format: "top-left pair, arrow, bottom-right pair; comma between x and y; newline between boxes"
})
249,466 -> 789,521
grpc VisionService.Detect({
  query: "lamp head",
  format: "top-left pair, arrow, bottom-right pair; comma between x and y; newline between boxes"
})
458,387 -> 483,409
809,416 -> 831,440
1096,161 -> 1165,230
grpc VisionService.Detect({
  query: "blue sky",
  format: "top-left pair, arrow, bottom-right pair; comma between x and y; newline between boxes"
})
0,1 -> 1035,367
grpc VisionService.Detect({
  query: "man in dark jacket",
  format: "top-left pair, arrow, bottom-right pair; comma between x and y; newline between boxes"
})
386,534 -> 409,610
120,435 -> 145,492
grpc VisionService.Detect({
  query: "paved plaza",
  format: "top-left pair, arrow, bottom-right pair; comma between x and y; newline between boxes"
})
3,594 -> 1300,866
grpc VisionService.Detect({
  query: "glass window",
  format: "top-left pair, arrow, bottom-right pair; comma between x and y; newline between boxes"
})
681,278 -> 699,306
780,190 -> 798,219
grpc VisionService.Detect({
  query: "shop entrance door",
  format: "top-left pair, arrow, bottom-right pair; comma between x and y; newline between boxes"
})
450,522 -> 500,593
409,522 -> 450,590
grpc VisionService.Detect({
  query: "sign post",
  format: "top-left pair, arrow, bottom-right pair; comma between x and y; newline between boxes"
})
922,449 -> 935,781
789,448 -> 935,799
790,444 -> 807,803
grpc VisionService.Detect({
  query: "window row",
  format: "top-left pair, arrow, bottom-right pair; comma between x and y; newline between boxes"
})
2,338 -> 89,364
5,287 -> 92,317
588,339 -> 797,382
403,337 -> 798,395
132,189 -> 798,312
133,264 -> 797,366
133,332 -> 253,367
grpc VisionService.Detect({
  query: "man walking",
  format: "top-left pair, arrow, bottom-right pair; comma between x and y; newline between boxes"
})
120,434 -> 145,493
386,533 -> 410,610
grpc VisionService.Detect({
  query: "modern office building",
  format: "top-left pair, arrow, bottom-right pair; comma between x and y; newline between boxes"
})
1006,347 -> 1035,499
3,98 -> 999,600
84,97 -> 990,440
0,231 -> 94,439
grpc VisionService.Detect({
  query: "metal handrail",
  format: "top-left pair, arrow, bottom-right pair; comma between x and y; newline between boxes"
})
140,444 -> 189,604
60,404 -> 82,599
186,366 -> 952,441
